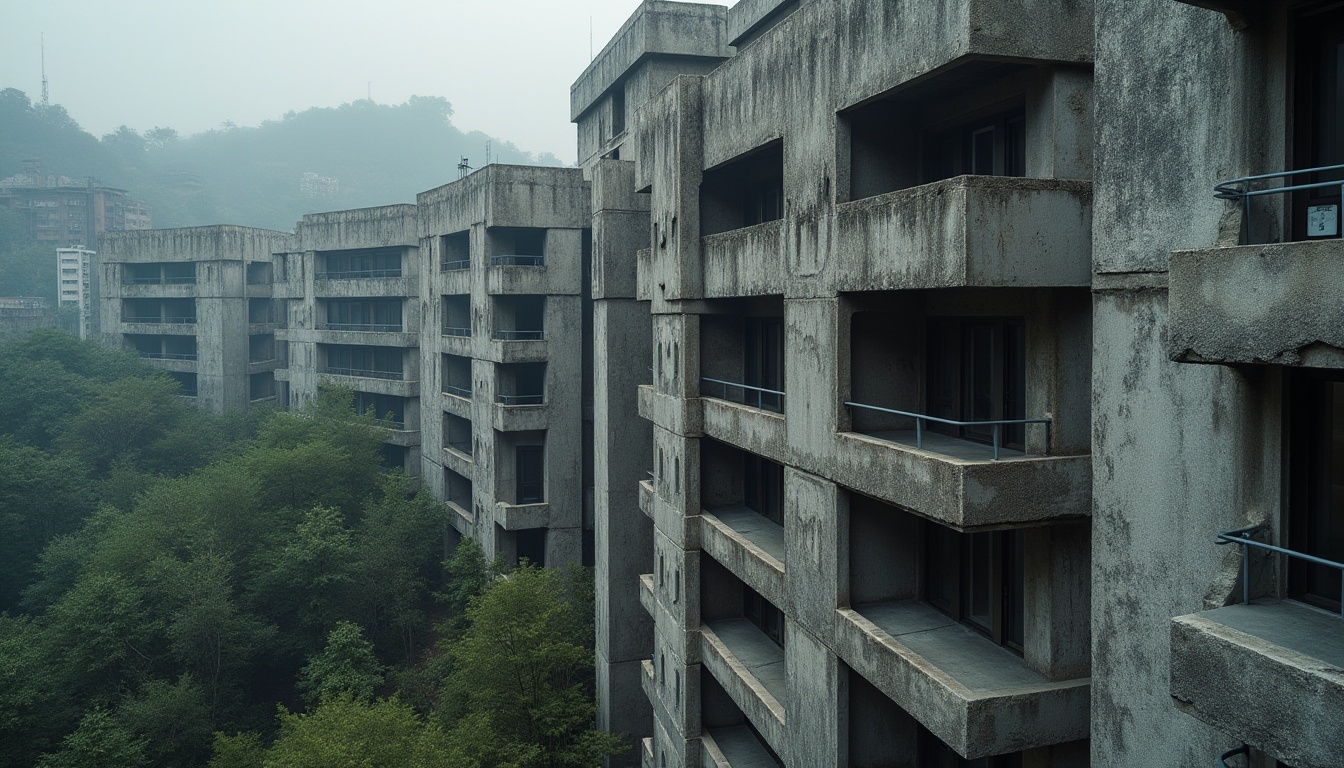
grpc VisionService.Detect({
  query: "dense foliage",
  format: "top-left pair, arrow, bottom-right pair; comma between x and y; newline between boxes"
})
0,333 -> 619,767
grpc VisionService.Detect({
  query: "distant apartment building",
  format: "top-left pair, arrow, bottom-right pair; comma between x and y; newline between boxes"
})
0,297 -> 58,342
1,160 -> 151,247
417,165 -> 593,569
273,204 -> 423,473
99,226 -> 288,412
56,246 -> 97,340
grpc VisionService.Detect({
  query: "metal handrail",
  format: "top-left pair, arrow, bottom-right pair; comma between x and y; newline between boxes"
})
441,259 -> 471,271
124,316 -> 196,324
700,376 -> 785,412
489,255 -> 544,267
324,367 -> 403,380
1214,163 -> 1344,243
844,401 -> 1051,461
494,329 -> 544,341
123,276 -> 197,285
497,393 -> 544,406
446,440 -> 473,455
141,352 -> 198,360
1217,524 -> 1344,620
443,326 -> 472,337
318,322 -> 403,332
316,268 -> 401,279
1217,744 -> 1249,767
443,384 -> 473,398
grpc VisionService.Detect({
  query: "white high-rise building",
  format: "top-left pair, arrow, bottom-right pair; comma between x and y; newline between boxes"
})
56,246 -> 96,340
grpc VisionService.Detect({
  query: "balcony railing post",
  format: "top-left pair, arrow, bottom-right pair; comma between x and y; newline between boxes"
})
993,423 -> 1001,461
1242,539 -> 1250,606
915,417 -> 923,450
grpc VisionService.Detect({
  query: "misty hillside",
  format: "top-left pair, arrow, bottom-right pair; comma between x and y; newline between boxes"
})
0,88 -> 564,231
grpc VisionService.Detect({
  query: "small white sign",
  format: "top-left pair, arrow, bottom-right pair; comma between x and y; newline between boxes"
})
1307,204 -> 1339,237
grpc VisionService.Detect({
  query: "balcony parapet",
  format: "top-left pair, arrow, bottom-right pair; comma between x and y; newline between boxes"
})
1171,601 -> 1344,768
700,620 -> 787,757
313,274 -> 414,298
836,602 -> 1090,758
317,372 -> 418,398
490,400 -> 549,432
833,176 -> 1092,292
702,220 -> 785,298
496,502 -> 550,531
1169,239 -> 1344,368
701,507 -> 785,609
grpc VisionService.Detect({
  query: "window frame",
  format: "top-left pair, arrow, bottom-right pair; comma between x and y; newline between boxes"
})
921,521 -> 1025,652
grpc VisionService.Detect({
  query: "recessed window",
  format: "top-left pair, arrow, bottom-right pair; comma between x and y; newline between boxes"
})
1288,371 -> 1344,612
927,317 -> 1026,449
924,523 -> 1025,651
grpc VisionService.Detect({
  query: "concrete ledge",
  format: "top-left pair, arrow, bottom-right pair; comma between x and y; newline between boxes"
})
244,283 -> 272,299
642,736 -> 654,768
117,321 -> 196,335
117,283 -> 197,298
441,392 -> 472,418
497,501 -> 550,531
831,431 -> 1091,529
702,221 -> 785,299
1170,601 -> 1344,768
1168,239 -> 1344,368
835,605 -> 1089,758
435,268 -> 472,295
833,176 -> 1092,292
700,508 -> 786,609
639,384 -> 705,436
641,657 -> 658,705
700,398 -> 788,467
485,265 -> 555,297
640,573 -> 656,617
441,445 -> 474,477
700,621 -> 787,757
142,357 -> 198,373
304,328 -> 419,348
490,402 -> 550,432
245,359 -> 278,375
312,275 -> 416,298
438,334 -> 473,357
317,373 -> 419,398
445,500 -> 473,536
379,427 -> 421,447
702,725 -> 781,768
482,339 -> 549,364
640,479 -> 657,520
637,248 -> 653,301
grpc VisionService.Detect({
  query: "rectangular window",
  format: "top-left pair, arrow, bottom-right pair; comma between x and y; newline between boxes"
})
923,523 -> 1025,651
744,453 -> 785,525
923,107 -> 1027,184
1291,6 -> 1344,241
1288,371 -> 1344,612
926,318 -> 1027,449
745,316 -> 785,412
325,299 -> 402,331
323,345 -> 403,379
319,248 -> 401,278
516,445 -> 544,504
743,586 -> 784,649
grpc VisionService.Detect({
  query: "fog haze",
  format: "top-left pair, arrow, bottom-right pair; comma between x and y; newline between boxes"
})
0,0 -> 734,164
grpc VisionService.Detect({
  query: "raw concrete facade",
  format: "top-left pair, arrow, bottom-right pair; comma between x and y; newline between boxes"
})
98,225 -> 288,413
416,164 -> 594,570
273,204 -> 423,473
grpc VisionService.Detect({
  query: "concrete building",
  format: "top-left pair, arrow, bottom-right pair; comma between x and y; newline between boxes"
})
273,204 -> 423,473
56,246 -> 97,340
1,160 -> 151,247
99,226 -> 288,412
0,297 -> 58,342
416,164 -> 593,569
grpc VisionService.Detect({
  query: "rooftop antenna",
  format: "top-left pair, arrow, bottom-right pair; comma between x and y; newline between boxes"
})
457,157 -> 472,179
367,81 -> 371,101
40,33 -> 49,106
485,140 -> 492,167
590,16 -> 594,61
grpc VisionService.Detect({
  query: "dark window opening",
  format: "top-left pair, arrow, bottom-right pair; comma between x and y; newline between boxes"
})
516,528 -> 546,568
516,445 -> 544,503
322,299 -> 402,332
442,295 -> 472,336
318,247 -> 401,279
926,317 -> 1027,449
1288,370 -> 1344,612
355,392 -> 405,426
441,231 -> 470,271
248,298 -> 274,324
923,107 -> 1027,184
128,334 -> 196,360
249,334 -> 275,363
445,467 -> 473,509
323,344 -> 403,379
493,295 -> 545,340
611,87 -> 627,136
444,413 -> 473,456
442,353 -> 473,397
743,585 -> 785,649
923,523 -> 1025,651
744,316 -> 785,412
700,141 -> 785,236
249,372 -> 274,401
379,444 -> 406,470
744,453 -> 784,525
246,261 -> 273,284
123,261 -> 195,285
168,371 -> 197,397
498,362 -> 546,405
488,227 -> 546,266
1291,6 -> 1344,241
122,298 -> 196,324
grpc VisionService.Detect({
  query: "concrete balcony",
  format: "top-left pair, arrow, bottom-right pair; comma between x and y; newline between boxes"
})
831,430 -> 1090,529
637,385 -> 704,437
702,221 -> 785,299
445,499 -> 473,536
490,401 -> 549,432
117,282 -> 196,298
485,262 -> 550,295
702,726 -> 782,768
378,426 -> 421,448
1168,240 -> 1344,368
119,319 -> 196,335
1170,600 -> 1344,768
483,338 -> 548,364
496,501 -> 550,531
640,573 -> 656,617
312,274 -> 415,298
640,657 -> 657,707
317,371 -> 418,398
639,478 -> 657,520
636,248 -> 653,301
442,391 -> 472,418
441,445 -> 474,477
246,359 -> 278,375
439,332 -> 473,357
832,177 -> 1092,293
244,283 -> 272,299
835,602 -> 1089,759
700,397 -> 788,469
701,507 -> 785,609
311,327 -> 418,348
140,356 -> 198,373
700,620 -> 787,757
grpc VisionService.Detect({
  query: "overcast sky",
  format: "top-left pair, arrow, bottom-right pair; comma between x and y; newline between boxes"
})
0,0 -> 734,164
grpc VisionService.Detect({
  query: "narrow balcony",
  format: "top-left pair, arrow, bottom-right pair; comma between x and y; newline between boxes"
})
835,602 -> 1089,758
702,220 -> 785,299
496,501 -> 550,531
701,507 -> 785,608
701,726 -> 782,768
832,176 -> 1092,292
700,620 -> 787,756
698,378 -> 788,465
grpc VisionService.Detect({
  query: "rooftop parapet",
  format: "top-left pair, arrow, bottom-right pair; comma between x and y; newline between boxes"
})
99,225 -> 292,263
296,203 -> 419,252
570,1 -> 731,121
416,165 -> 590,236
726,0 -> 802,48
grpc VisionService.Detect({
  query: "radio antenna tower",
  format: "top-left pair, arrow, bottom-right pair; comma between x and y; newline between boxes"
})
40,34 -> 49,106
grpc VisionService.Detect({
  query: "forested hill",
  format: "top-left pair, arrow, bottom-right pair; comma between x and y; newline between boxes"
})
0,88 -> 564,231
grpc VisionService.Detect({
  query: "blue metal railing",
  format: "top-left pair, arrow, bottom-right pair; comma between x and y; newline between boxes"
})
844,401 -> 1051,461
700,376 -> 785,412
1217,744 -> 1248,767
324,367 -> 403,380
441,259 -> 471,271
318,322 -> 403,332
443,384 -> 472,398
124,316 -> 196,324
494,329 -> 544,341
497,393 -> 544,405
1215,163 -> 1344,244
141,352 -> 198,361
1217,524 -> 1344,620
489,255 -> 544,267
442,325 -> 472,337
